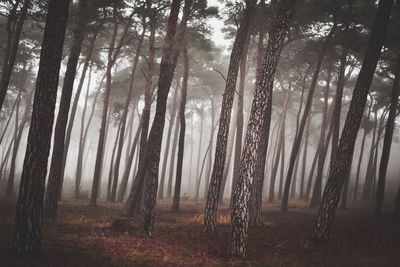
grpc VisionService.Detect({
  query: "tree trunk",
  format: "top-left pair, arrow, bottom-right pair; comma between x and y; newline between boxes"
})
158,86 -> 179,199
281,23 -> 337,211
310,67 -> 332,208
59,23 -> 101,199
375,55 -> 400,216
202,0 -> 255,232
6,68 -> 31,197
229,0 -> 296,257
74,65 -> 92,198
299,117 -> 310,199
107,123 -> 122,201
45,0 -> 88,219
0,0 -> 30,112
311,0 -> 393,241
13,0 -> 70,253
363,112 -> 378,200
172,46 -> 189,212
167,104 -> 181,198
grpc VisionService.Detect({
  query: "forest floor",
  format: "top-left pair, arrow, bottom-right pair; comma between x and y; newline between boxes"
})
0,198 -> 399,266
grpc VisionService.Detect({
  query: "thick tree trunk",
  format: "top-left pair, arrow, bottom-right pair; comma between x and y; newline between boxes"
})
229,0 -> 296,257
172,46 -> 189,212
0,0 -> 30,112
281,23 -> 336,211
45,0 -> 88,219
311,0 -> 393,241
13,0 -> 70,253
375,55 -> 400,216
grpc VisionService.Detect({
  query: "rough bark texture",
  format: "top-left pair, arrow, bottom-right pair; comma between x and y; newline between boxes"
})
281,23 -> 336,212
13,0 -> 70,253
203,0 -> 255,232
45,0 -> 88,219
229,0 -> 296,257
311,0 -> 393,241
172,46 -> 189,212
375,55 -> 400,216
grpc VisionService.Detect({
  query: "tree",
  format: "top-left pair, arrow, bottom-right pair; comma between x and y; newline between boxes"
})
0,0 -> 30,112
13,0 -> 70,253
203,0 -> 256,232
229,0 -> 297,257
172,45 -> 189,212
311,0 -> 394,241
375,54 -> 400,216
45,0 -> 89,219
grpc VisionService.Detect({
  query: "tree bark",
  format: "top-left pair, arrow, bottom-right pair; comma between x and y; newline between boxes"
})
229,0 -> 296,257
311,0 -> 393,241
13,0 -> 70,253
172,46 -> 189,212
45,0 -> 88,219
375,55 -> 400,216
203,0 -> 255,232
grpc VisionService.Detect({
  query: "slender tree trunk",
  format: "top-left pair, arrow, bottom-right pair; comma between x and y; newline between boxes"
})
311,0 -> 393,241
110,25 -> 147,202
107,122 -> 121,201
13,0 -> 70,253
269,90 -> 289,202
59,24 -> 101,198
353,104 -> 372,202
158,86 -> 179,199
202,0 -> 255,232
74,65 -> 92,198
6,69 -> 31,197
172,46 -> 189,212
203,100 -> 215,200
282,23 -> 337,211
375,55 -> 400,216
167,104 -> 180,198
310,67 -> 332,208
229,0 -> 296,257
0,0 -> 30,112
45,0 -> 88,219
363,112 -> 378,200
299,117 -> 310,199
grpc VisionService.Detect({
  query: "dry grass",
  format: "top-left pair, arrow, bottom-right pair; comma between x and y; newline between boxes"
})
0,198 -> 399,266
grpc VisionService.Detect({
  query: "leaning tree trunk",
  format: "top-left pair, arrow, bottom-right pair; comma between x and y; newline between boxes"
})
59,24 -> 101,199
310,67 -> 332,208
0,0 -> 30,112
6,70 -> 31,198
203,99 -> 216,200
110,25 -> 146,202
229,0 -> 296,257
203,0 -> 255,232
74,66 -> 92,198
299,117 -> 310,199
45,0 -> 88,219
158,85 -> 179,199
281,22 -> 337,212
311,0 -> 393,241
172,46 -> 189,212
13,0 -> 70,253
90,6 -> 119,207
166,104 -> 181,198
375,55 -> 400,216
363,112 -> 378,200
